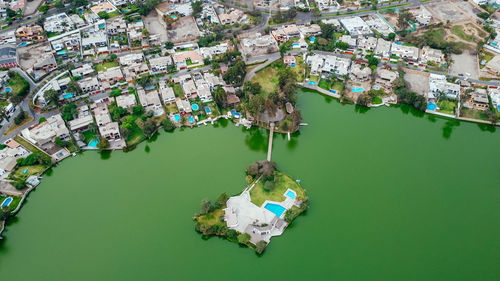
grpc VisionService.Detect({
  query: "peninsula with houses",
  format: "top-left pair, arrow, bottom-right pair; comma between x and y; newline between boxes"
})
0,0 -> 499,249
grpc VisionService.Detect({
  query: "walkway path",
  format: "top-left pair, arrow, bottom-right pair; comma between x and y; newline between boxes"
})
267,123 -> 274,161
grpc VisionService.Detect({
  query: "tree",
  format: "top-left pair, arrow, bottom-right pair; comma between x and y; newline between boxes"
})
44,89 -> 60,106
223,59 -> 246,86
98,11 -> 109,19
191,1 -> 203,17
38,5 -> 49,13
477,12 -> 490,20
357,93 -> 371,106
387,32 -> 396,41
97,138 -> 109,150
61,103 -> 77,121
213,85 -> 227,108
366,55 -> 379,67
264,180 -> 275,191
397,9 -> 413,31
246,162 -> 259,176
164,41 -> 174,49
200,199 -> 212,215
143,118 -> 157,138
110,88 -> 122,97
14,110 -> 27,125
335,41 -> 349,50
161,117 -> 175,131
6,8 -> 16,18
67,80 -> 83,96
132,105 -> 144,116
320,23 -> 337,39
255,240 -> 267,254
243,82 -> 261,96
54,0 -> 64,8
0,106 -> 9,121
237,233 -> 251,245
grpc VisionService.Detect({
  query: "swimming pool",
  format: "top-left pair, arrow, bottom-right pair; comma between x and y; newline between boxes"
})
427,102 -> 437,111
309,81 -> 317,85
188,116 -> 194,124
264,203 -> 286,217
174,114 -> 180,122
88,139 -> 98,148
286,190 -> 296,200
57,50 -> 67,55
18,42 -> 27,47
329,89 -> 337,93
191,104 -> 199,111
231,109 -> 241,118
352,88 -> 364,93
205,107 -> 211,114
63,93 -> 73,99
5,87 -> 11,93
1,197 -> 12,208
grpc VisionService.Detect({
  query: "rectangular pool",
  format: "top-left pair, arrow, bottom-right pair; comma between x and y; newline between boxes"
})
286,190 -> 296,200
1,197 -> 12,208
264,203 -> 286,217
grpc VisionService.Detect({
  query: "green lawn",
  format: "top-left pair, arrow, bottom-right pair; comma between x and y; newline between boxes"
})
460,107 -> 490,121
173,83 -> 184,99
12,165 -> 46,181
251,62 -> 282,96
197,208 -> 225,227
452,25 -> 476,42
372,96 -> 383,105
0,195 -> 22,212
318,79 -> 331,91
13,137 -> 51,165
309,75 -> 319,82
249,172 -> 306,207
125,116 -> 145,147
95,61 -> 119,72
108,10 -> 120,18
7,72 -> 29,96
331,81 -> 344,92
437,100 -> 456,115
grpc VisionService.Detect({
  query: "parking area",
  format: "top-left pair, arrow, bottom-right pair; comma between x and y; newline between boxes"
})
427,2 -> 467,23
449,50 -> 479,80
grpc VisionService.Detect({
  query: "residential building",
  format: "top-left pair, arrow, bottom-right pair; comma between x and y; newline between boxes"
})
123,63 -> 149,83
306,53 -> 351,76
283,55 -> 296,66
197,87 -> 212,103
71,64 -> 95,78
21,114 -> 70,147
173,50 -> 203,70
175,98 -> 192,113
391,43 -> 419,61
98,66 -> 124,85
68,105 -> 94,132
420,46 -> 444,65
158,80 -> 176,105
339,35 -> 357,48
374,38 -> 391,58
239,32 -> 279,58
429,73 -> 460,99
357,36 -> 377,51
149,56 -> 173,74
0,45 -> 17,68
90,2 -> 117,15
375,68 -> 398,91
137,88 -> 164,116
115,94 -> 137,110
119,53 -> 144,66
465,89 -> 489,110
339,17 -> 370,36
297,24 -> 322,37
78,77 -> 102,94
182,79 -> 198,98
200,43 -> 228,59
488,88 -> 500,112
218,9 -> 246,25
44,13 -> 73,34
15,25 -> 44,42
349,63 -> 371,82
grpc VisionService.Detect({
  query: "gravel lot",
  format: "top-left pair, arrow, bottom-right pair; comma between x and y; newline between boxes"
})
449,50 -> 479,80
404,72 -> 429,96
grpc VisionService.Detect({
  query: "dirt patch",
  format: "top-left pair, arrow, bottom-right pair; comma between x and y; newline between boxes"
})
167,16 -> 200,44
144,10 -> 168,43
404,72 -> 429,96
449,50 -> 479,79
380,12 -> 398,28
24,0 -> 44,15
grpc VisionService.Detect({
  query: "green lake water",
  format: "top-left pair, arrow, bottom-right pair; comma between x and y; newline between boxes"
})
0,90 -> 499,280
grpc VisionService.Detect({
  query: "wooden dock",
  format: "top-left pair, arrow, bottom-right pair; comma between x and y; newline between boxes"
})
267,123 -> 274,161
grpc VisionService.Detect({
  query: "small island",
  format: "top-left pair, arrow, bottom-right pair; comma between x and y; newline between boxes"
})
193,161 -> 309,255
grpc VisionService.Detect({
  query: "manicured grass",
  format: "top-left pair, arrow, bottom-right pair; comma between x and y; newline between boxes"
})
197,208 -> 225,227
0,195 -> 22,212
452,25 -> 476,42
108,10 -> 120,18
460,107 -> 490,121
331,81 -> 344,92
125,116 -> 145,147
12,165 -> 45,181
437,100 -> 456,115
13,136 -> 52,164
309,75 -> 319,82
250,172 -> 306,207
318,79 -> 331,91
292,56 -> 306,82
372,96 -> 383,104
173,83 -> 184,99
251,63 -> 281,96
95,61 -> 119,72
7,72 -> 29,96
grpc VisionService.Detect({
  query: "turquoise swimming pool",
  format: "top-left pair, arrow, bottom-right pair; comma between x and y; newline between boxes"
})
286,190 -> 296,200
188,116 -> 194,124
63,93 -> 73,99
174,114 -> 180,122
88,139 -> 98,148
352,88 -> 364,93
1,197 -> 12,208
264,203 -> 286,217
192,104 -> 199,111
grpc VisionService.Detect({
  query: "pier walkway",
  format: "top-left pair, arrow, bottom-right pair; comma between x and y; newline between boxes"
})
267,123 -> 274,161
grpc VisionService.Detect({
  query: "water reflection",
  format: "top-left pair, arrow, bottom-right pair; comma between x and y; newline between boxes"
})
442,119 -> 460,139
145,145 -> 151,153
354,105 -> 370,114
244,127 -> 267,152
477,123 -> 496,133
99,150 -> 112,160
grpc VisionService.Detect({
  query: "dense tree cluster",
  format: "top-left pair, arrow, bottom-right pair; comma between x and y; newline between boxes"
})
246,160 -> 277,180
271,8 -> 297,24
393,70 -> 427,111
222,59 -> 246,86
